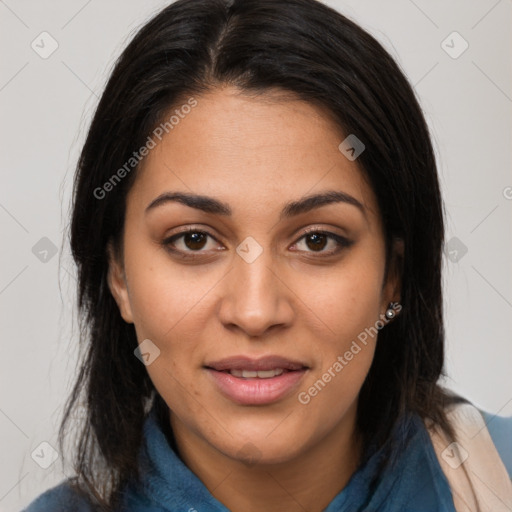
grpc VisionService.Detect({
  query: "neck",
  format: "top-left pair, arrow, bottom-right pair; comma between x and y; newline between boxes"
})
169,405 -> 363,512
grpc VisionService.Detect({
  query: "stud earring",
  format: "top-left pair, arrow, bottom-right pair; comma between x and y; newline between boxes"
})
385,302 -> 401,320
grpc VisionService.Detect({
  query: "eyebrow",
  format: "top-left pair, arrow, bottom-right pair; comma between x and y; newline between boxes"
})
145,190 -> 366,220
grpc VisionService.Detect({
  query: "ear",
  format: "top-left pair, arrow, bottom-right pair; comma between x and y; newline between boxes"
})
107,241 -> 134,324
382,237 -> 404,313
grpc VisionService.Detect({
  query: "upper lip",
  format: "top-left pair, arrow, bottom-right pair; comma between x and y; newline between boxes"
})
204,355 -> 308,372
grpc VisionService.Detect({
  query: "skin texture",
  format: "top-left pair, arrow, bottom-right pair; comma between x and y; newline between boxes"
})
108,85 -> 402,512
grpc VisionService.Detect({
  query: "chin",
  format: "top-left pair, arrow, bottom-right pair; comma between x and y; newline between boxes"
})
217,430 -> 309,467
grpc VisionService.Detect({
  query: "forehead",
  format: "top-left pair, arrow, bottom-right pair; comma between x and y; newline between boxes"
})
128,86 -> 380,224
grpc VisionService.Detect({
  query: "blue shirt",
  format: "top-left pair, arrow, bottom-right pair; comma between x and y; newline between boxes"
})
22,403 -> 511,512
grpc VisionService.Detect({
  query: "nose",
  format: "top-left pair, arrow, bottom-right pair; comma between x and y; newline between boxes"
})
217,245 -> 294,338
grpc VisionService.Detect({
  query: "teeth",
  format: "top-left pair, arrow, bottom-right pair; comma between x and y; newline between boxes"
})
229,368 -> 285,378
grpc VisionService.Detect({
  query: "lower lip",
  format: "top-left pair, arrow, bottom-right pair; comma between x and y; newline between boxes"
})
205,368 -> 307,405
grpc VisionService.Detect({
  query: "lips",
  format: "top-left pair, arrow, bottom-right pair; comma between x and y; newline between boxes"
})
204,355 -> 309,405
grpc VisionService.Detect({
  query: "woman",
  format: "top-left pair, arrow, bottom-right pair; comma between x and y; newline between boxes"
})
23,0 -> 512,511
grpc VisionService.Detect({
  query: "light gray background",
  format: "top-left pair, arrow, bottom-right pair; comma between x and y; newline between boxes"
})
0,1 -> 510,510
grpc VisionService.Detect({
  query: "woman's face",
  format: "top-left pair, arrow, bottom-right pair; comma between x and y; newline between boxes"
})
108,86 -> 401,465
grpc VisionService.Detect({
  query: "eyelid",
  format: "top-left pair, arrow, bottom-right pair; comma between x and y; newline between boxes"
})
299,225 -> 345,238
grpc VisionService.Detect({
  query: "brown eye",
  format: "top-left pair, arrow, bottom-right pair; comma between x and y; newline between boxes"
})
304,233 -> 328,251
162,228 -> 220,257
293,230 -> 353,256
182,232 -> 208,250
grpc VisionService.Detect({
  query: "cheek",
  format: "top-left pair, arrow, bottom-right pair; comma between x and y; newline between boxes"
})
296,255 -> 384,342
124,244 -> 217,342
295,283 -> 380,436
293,251 -> 384,406
122,244 -> 225,406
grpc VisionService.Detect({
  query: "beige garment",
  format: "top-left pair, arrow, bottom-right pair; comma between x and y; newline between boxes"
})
426,402 -> 512,512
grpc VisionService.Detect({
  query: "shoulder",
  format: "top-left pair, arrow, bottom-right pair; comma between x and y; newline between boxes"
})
443,401 -> 512,477
427,401 -> 512,511
22,479 -> 95,512
479,408 -> 512,479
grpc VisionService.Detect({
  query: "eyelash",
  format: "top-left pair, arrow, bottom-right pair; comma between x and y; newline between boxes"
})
161,226 -> 353,260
